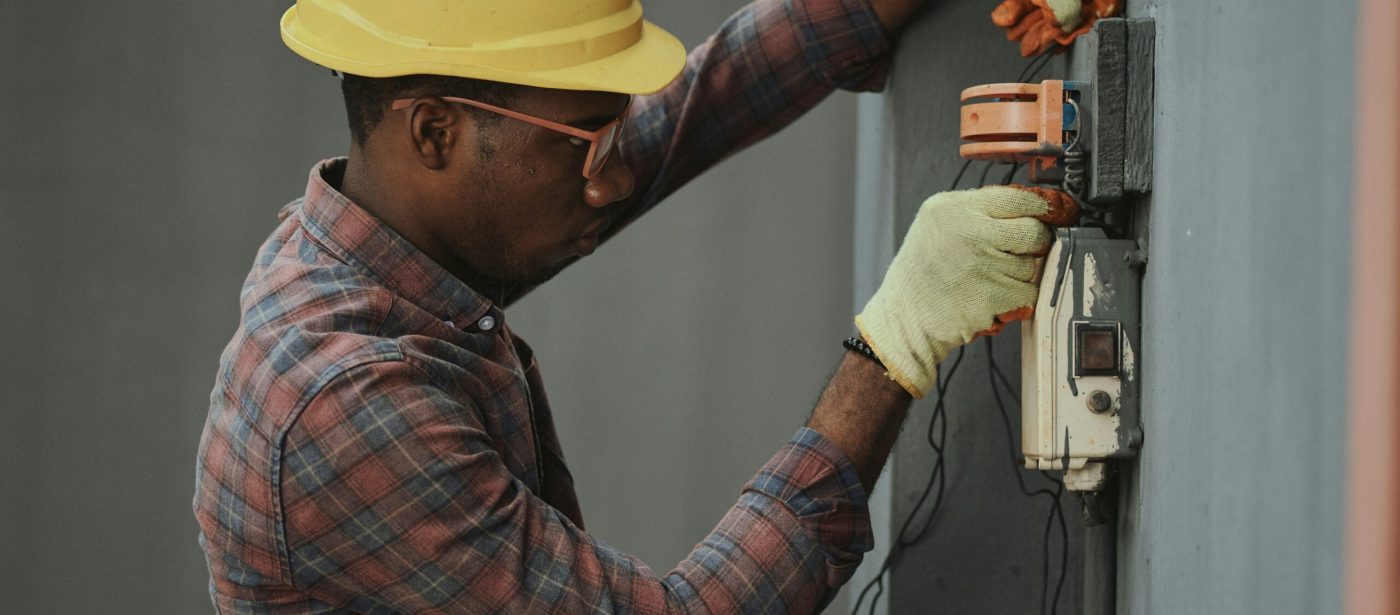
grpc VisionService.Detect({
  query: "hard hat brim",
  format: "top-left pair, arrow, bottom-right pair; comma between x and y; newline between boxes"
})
281,6 -> 687,96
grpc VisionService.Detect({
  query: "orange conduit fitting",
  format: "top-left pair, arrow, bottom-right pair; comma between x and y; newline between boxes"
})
959,79 -> 1085,184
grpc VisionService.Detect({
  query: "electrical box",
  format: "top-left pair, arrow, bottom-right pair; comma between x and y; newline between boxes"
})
955,18 -> 1154,492
1021,227 -> 1142,491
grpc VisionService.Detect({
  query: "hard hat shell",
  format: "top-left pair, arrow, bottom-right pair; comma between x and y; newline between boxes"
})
281,0 -> 687,95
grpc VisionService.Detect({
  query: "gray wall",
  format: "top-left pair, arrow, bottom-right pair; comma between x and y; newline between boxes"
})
872,0 -> 1356,613
0,3 -> 345,613
1117,0 -> 1352,612
0,1 -> 856,612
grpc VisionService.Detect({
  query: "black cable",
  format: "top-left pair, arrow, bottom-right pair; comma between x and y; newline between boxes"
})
847,348 -> 962,615
1016,44 -> 1059,83
1002,162 -> 1023,185
948,158 -> 976,190
898,349 -> 961,546
1039,483 -> 1064,614
976,160 -> 999,187
1052,485 -> 1069,615
985,337 -> 1070,615
986,349 -> 1021,405
986,343 -> 1059,492
985,339 -> 1058,503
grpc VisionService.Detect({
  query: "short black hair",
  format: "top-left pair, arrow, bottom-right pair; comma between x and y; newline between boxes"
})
339,73 -> 519,146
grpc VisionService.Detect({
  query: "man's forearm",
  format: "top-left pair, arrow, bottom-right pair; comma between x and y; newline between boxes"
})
807,352 -> 914,493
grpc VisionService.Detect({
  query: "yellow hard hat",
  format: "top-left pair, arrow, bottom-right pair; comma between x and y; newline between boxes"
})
280,0 -> 687,95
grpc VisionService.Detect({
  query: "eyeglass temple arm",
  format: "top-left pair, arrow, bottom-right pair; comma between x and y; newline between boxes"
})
392,96 -> 601,140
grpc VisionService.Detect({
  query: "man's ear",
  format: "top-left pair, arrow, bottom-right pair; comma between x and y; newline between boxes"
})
403,98 -> 469,171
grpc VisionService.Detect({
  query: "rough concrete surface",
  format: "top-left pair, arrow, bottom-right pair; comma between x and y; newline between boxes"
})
1114,1 -> 1353,613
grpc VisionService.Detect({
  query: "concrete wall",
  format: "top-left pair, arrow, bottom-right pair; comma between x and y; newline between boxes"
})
870,0 -> 1356,613
0,1 -> 856,612
1116,1 -> 1353,612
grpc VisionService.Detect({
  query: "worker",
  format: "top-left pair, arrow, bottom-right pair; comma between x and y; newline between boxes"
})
193,0 -> 1081,612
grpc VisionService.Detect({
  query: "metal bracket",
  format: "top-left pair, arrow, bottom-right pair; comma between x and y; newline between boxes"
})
1078,18 -> 1155,203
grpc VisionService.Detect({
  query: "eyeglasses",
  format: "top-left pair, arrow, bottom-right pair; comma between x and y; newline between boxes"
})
390,95 -> 632,179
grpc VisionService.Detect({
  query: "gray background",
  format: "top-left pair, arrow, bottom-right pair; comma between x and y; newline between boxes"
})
0,1 -> 858,612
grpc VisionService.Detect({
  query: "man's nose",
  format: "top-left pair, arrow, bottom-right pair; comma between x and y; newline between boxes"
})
583,152 -> 634,208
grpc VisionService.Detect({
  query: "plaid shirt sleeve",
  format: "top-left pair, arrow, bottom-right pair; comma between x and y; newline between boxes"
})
281,358 -> 873,613
616,0 -> 891,223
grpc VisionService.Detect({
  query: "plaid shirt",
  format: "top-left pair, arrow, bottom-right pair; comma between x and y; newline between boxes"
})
195,0 -> 891,612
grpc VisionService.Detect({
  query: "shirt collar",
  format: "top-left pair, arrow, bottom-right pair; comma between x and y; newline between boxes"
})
294,158 -> 496,330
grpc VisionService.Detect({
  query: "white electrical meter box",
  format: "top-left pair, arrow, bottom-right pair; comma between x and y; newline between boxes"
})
1022,227 -> 1142,491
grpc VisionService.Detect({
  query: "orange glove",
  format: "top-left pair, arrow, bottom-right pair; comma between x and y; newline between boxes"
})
992,0 -> 1121,57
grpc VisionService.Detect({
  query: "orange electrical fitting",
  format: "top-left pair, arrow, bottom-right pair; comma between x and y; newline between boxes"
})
959,79 -> 1081,184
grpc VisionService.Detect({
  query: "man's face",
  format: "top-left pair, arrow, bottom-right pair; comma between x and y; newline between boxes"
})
415,88 -> 635,288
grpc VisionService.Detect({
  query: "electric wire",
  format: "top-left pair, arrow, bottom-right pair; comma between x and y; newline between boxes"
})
845,48 -> 1068,615
846,348 -> 963,615
1003,162 -> 1024,185
1016,49 -> 1054,84
985,337 -> 1070,615
949,158 -> 976,190
992,47 -> 1073,615
1016,44 -> 1059,84
847,152 -> 979,615
976,160 -> 999,188
1004,46 -> 1073,614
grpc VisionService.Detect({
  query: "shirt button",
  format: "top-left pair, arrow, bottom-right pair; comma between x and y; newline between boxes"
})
477,315 -> 496,331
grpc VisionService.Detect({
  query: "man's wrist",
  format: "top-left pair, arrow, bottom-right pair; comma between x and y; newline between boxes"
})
841,346 -> 910,400
843,336 -> 886,369
807,352 -> 912,492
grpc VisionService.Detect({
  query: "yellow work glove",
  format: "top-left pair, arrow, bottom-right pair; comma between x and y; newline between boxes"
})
856,186 -> 1075,399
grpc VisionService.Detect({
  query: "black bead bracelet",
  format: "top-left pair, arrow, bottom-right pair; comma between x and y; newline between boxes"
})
842,336 -> 885,369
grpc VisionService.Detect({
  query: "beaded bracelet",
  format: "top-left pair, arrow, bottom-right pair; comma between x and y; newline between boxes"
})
842,336 -> 886,369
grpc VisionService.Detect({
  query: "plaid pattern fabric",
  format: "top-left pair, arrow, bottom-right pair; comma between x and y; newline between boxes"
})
195,0 -> 890,612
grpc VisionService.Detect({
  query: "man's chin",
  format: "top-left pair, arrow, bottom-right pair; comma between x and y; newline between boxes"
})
536,257 -> 578,284
509,256 -> 576,287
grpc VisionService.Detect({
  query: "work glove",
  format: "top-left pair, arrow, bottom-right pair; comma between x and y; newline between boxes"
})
855,186 -> 1077,398
992,0 -> 1121,57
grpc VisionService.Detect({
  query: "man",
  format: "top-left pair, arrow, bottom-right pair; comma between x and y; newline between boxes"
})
194,0 -> 1068,612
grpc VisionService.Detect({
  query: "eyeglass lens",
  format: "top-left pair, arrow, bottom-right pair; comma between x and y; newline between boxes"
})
586,120 -> 624,177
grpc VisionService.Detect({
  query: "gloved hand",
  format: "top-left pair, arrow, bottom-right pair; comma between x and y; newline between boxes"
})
855,185 -> 1077,398
992,0 -> 1120,57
